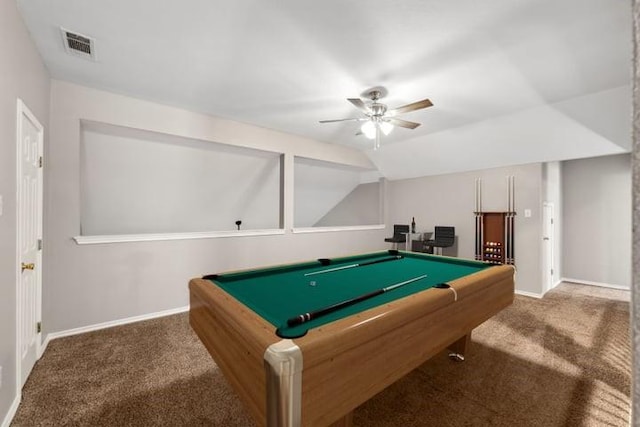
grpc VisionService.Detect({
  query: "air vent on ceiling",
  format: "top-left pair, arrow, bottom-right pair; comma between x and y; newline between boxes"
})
60,27 -> 96,61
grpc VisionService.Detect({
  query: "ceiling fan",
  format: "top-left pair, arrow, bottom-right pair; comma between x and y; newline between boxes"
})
320,89 -> 433,150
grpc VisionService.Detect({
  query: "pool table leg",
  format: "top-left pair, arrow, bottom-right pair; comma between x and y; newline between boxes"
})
447,332 -> 471,362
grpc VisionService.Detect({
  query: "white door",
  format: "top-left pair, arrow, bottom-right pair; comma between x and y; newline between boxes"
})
17,99 -> 43,386
542,202 -> 555,293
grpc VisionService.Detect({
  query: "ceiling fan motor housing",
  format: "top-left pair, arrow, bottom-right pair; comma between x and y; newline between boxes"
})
370,103 -> 387,117
368,90 -> 382,101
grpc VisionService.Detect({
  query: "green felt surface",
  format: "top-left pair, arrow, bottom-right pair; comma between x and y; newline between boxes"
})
209,252 -> 489,338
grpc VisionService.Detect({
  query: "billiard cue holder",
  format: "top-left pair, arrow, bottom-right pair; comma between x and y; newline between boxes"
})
474,176 -> 516,265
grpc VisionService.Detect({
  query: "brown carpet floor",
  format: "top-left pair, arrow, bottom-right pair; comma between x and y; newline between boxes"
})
11,283 -> 630,426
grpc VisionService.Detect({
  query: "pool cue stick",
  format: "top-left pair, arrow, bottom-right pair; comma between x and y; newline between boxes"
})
474,179 -> 479,260
474,215 -> 478,260
504,215 -> 509,264
504,176 -> 512,264
287,274 -> 428,327
479,212 -> 484,261
512,176 -> 516,264
304,255 -> 403,276
475,215 -> 481,259
476,215 -> 482,260
478,178 -> 484,261
509,175 -> 515,264
510,219 -> 514,262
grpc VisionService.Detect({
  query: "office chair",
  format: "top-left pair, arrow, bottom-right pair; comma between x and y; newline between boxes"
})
384,224 -> 410,250
425,226 -> 455,255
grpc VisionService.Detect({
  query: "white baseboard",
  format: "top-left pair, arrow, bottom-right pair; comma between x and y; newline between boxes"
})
515,289 -> 544,299
1,394 -> 20,427
561,277 -> 630,291
38,336 -> 48,359
42,305 -> 190,349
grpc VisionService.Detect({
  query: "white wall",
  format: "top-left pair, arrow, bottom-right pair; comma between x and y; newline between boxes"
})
316,182 -> 381,227
387,163 -> 544,295
562,153 -> 631,288
631,5 -> 640,421
0,2 -> 50,424
45,80 -> 386,335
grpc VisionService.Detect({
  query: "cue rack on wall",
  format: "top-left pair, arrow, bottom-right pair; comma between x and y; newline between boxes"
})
474,176 -> 516,265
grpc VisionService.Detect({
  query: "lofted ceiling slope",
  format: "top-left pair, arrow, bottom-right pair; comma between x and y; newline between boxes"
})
17,0 -> 632,178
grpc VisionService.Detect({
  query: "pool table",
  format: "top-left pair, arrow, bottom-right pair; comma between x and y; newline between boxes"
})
189,251 -> 514,427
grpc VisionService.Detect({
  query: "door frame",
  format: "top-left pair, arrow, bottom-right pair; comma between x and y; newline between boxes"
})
542,201 -> 555,294
15,98 -> 44,394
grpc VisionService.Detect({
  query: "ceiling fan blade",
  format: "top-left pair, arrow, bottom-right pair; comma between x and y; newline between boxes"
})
319,118 -> 362,123
347,98 -> 369,112
388,98 -> 433,116
387,117 -> 421,129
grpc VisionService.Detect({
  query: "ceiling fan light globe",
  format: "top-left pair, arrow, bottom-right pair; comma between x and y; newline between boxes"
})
361,121 -> 376,139
380,121 -> 394,135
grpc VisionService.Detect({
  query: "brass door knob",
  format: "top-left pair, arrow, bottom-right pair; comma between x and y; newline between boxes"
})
21,262 -> 35,272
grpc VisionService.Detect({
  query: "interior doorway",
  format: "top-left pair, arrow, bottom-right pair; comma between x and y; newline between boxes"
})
542,202 -> 556,294
16,98 -> 44,388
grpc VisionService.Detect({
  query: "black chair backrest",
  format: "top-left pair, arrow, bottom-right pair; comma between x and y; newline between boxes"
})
393,224 -> 410,237
434,226 -> 455,242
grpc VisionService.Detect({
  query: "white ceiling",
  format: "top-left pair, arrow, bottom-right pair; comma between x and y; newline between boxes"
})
17,0 -> 632,178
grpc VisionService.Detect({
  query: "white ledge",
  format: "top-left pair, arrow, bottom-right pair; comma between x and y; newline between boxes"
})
292,224 -> 385,234
73,229 -> 285,245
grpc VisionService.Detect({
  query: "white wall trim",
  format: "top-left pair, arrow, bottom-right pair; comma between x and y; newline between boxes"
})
75,225 -> 385,244
73,229 -> 285,245
292,224 -> 385,234
515,289 -> 544,299
40,335 -> 50,356
0,394 -> 20,427
560,277 -> 630,291
41,305 -> 190,353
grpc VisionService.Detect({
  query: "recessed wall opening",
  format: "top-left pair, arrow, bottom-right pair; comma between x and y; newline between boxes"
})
294,156 -> 382,228
80,120 -> 282,235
